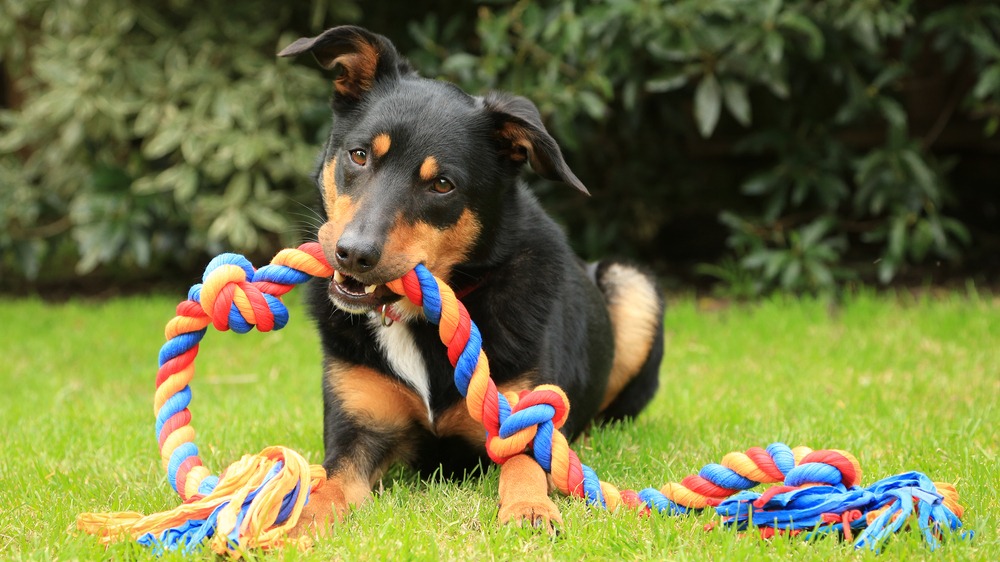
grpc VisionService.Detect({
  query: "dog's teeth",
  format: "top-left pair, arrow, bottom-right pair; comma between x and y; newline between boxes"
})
364,284 -> 377,294
334,271 -> 345,284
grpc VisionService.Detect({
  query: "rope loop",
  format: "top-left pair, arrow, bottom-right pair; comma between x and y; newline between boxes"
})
80,244 -> 338,554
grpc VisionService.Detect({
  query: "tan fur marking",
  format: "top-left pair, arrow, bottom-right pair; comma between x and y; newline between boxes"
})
499,122 -> 530,162
600,264 -> 661,410
498,454 -> 562,530
419,156 -> 439,181
321,157 -> 338,211
317,195 -> 357,258
326,359 -> 427,430
382,209 -> 481,282
291,465 -> 373,535
328,466 -> 372,511
372,134 -> 391,157
331,40 -> 379,98
434,403 -> 487,445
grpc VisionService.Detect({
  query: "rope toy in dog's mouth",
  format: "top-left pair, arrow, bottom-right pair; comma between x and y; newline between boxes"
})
76,242 -> 970,555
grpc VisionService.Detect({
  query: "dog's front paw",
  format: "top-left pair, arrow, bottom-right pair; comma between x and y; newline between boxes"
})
499,498 -> 562,533
290,481 -> 350,538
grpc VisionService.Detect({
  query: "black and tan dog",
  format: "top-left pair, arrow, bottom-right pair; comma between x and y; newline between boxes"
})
278,26 -> 664,533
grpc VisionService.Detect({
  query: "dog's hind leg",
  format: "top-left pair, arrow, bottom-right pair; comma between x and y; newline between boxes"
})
590,261 -> 665,422
498,454 -> 562,531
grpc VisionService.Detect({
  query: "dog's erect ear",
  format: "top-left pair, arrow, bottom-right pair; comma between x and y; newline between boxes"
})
278,26 -> 403,101
483,92 -> 589,195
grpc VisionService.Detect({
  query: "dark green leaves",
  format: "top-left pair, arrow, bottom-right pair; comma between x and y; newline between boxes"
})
0,0 -> 336,278
1,0 -> 989,293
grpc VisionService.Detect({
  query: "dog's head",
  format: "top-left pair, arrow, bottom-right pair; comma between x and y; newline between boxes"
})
280,26 -> 586,314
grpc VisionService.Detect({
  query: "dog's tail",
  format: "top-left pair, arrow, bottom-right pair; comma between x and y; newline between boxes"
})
589,260 -> 665,422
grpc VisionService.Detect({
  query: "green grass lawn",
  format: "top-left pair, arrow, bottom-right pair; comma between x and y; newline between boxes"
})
1,287 -> 997,560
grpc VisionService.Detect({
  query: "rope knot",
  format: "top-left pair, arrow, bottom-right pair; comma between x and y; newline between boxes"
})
511,385 -> 570,429
194,253 -> 288,334
785,449 -> 862,488
485,385 -> 570,462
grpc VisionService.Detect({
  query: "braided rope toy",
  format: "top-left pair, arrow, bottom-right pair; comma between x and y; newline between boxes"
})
77,243 -> 970,555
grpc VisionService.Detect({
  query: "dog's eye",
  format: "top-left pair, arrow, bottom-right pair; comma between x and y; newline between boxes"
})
349,149 -> 368,166
430,177 -> 454,194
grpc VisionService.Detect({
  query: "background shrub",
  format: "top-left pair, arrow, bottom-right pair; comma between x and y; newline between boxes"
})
2,0 -> 998,294
0,0 -> 358,282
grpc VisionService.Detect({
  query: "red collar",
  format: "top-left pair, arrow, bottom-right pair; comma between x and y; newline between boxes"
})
453,272 -> 490,301
380,272 -> 488,326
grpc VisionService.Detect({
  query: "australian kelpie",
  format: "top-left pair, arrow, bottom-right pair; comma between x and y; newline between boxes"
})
278,25 -> 664,532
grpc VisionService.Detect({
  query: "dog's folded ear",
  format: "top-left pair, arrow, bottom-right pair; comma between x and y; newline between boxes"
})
484,92 -> 589,195
278,26 -> 406,103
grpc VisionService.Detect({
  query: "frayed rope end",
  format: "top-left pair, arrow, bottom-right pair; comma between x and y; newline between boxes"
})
76,446 -> 325,556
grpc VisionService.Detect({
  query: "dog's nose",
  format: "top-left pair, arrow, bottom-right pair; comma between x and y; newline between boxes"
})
334,235 -> 381,273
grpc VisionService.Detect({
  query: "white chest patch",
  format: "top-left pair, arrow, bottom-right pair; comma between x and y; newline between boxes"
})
367,314 -> 434,423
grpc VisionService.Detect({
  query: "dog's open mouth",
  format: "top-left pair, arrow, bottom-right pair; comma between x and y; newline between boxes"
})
328,270 -> 397,312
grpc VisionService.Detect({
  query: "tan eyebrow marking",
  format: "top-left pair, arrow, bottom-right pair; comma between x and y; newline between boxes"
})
372,133 -> 391,157
419,156 -> 439,181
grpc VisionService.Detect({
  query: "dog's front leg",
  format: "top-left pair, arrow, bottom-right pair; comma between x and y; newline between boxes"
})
293,360 -> 421,537
498,454 -> 562,531
292,411 -> 416,537
292,460 -> 376,537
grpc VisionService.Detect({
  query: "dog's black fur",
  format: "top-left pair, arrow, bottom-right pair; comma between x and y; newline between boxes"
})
278,26 -> 664,526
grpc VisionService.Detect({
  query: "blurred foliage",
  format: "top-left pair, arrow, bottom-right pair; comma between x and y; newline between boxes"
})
410,0 -> 996,294
2,0 -> 999,293
0,0 -> 358,279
